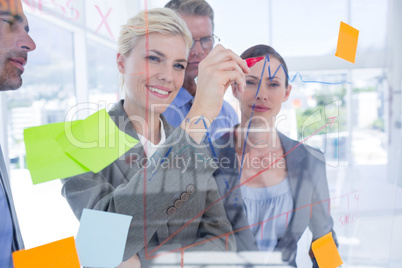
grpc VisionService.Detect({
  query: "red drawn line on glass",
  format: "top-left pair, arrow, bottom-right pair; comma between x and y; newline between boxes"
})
328,116 -> 337,128
148,116 -> 338,257
181,249 -> 184,267
152,195 -> 356,259
143,0 -> 150,260
66,0 -> 80,20
128,26 -> 147,29
22,0 -> 80,20
260,222 -> 264,240
148,187 -> 356,262
310,204 -> 313,219
94,5 -> 114,40
145,190 -> 359,263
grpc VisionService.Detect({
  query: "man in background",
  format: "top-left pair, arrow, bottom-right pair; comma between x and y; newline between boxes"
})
0,0 -> 36,266
163,0 -> 238,140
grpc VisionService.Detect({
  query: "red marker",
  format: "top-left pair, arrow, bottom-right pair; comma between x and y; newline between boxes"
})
245,56 -> 264,68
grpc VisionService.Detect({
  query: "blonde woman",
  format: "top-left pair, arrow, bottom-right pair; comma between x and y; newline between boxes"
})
62,8 -> 249,266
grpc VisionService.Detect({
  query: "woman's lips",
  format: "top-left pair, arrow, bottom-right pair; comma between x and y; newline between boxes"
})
147,85 -> 171,99
252,105 -> 270,112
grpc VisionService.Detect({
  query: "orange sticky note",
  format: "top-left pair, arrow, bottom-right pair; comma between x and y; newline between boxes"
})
12,237 -> 80,268
335,21 -> 359,63
312,232 -> 343,268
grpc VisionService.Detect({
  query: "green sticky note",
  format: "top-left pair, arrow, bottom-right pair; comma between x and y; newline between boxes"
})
24,121 -> 90,184
56,109 -> 139,173
24,109 -> 139,184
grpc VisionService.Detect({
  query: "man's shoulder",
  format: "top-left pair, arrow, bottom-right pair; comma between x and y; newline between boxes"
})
171,87 -> 193,106
220,100 -> 237,116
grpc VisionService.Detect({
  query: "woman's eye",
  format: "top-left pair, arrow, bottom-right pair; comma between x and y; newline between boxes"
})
147,55 -> 160,62
174,63 -> 186,70
269,83 -> 280,87
246,80 -> 256,86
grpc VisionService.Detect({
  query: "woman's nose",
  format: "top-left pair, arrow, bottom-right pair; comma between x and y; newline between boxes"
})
157,68 -> 173,83
257,93 -> 268,101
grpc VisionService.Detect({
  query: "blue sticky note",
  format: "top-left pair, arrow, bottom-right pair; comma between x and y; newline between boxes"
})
75,209 -> 132,267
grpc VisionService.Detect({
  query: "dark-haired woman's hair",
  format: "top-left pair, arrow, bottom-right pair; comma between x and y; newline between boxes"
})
240,45 -> 289,87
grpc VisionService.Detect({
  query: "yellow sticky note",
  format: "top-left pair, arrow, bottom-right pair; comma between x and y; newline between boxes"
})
12,237 -> 80,268
335,21 -> 359,63
312,232 -> 343,268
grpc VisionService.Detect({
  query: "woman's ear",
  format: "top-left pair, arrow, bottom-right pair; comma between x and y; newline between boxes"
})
116,53 -> 126,74
232,83 -> 239,100
283,84 -> 292,102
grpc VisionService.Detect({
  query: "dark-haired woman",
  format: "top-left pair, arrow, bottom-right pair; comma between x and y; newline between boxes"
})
212,45 -> 337,267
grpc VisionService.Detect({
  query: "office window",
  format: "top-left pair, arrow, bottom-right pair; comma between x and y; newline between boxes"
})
272,0 -> 348,57
87,39 -> 120,110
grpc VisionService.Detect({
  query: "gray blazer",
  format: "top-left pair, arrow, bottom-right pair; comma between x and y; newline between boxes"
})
61,100 -> 235,264
0,145 -> 24,252
212,130 -> 336,267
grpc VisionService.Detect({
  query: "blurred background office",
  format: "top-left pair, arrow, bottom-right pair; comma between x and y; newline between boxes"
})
0,0 -> 400,267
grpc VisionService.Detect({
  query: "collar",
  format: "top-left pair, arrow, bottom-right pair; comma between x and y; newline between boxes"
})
108,99 -> 175,140
171,87 -> 194,107
278,132 -> 306,166
137,117 -> 166,148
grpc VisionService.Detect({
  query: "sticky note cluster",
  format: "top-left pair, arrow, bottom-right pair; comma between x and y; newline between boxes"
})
13,209 -> 133,268
312,232 -> 343,268
24,109 -> 139,184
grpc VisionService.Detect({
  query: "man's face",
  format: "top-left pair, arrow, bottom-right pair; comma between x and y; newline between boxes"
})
180,14 -> 213,81
0,0 -> 36,91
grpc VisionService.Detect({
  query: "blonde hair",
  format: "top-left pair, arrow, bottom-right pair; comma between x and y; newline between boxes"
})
118,8 -> 193,88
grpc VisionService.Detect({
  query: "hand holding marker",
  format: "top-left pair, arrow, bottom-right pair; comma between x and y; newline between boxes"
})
245,56 -> 264,67
194,56 -> 263,84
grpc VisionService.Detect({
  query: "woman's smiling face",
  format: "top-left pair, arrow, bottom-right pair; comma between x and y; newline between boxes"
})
117,33 -> 188,116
